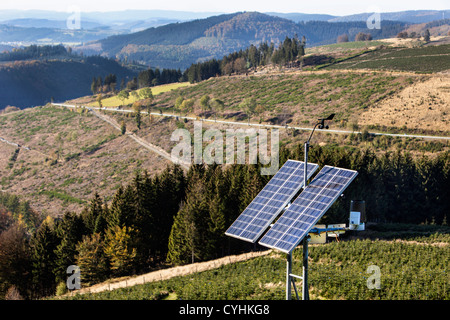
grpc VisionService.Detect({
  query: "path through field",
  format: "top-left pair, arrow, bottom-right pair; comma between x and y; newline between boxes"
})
53,103 -> 450,141
87,107 -> 189,170
67,250 -> 272,296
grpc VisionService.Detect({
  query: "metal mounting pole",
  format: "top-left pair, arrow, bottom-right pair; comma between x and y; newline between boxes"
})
302,237 -> 310,300
286,253 -> 292,300
304,141 -> 309,190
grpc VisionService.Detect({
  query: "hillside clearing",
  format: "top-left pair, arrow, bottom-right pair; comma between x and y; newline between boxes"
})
325,43 -> 450,73
0,105 -> 175,215
359,75 -> 450,131
152,70 -> 425,129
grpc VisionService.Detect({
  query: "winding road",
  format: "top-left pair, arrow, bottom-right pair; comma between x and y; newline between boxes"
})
52,103 -> 450,141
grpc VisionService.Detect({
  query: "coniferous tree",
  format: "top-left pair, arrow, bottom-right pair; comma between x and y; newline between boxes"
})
106,186 -> 137,229
91,77 -> 98,95
132,172 -> 155,266
104,225 -> 136,276
152,166 -> 186,257
0,223 -> 31,299
133,103 -> 142,129
75,233 -> 108,285
423,29 -> 431,42
167,174 -> 209,265
81,193 -> 106,234
30,221 -> 58,296
239,164 -> 265,212
95,77 -> 103,93
206,168 -> 229,257
53,211 -> 86,284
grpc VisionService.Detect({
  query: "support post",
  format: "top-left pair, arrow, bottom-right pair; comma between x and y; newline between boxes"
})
304,141 -> 309,190
302,237 -> 310,300
286,253 -> 292,300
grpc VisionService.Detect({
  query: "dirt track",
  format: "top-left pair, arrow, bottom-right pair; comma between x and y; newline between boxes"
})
88,108 -> 190,170
68,250 -> 272,296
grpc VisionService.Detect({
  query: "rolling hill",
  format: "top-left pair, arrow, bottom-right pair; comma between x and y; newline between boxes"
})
329,9 -> 450,23
83,12 -> 407,69
0,47 -> 137,109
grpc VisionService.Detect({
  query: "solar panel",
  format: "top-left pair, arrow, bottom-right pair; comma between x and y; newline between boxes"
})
258,165 -> 358,253
225,160 -> 319,243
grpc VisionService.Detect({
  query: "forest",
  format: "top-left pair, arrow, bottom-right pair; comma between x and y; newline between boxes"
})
183,36 -> 306,83
0,145 -> 448,299
95,11 -> 407,69
0,46 -> 137,109
117,35 -> 307,91
0,44 -> 69,62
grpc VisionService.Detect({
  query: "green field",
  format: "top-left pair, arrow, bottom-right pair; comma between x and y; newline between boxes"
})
153,71 -> 418,125
324,44 -> 450,73
306,40 -> 390,55
59,226 -> 450,300
89,82 -> 191,107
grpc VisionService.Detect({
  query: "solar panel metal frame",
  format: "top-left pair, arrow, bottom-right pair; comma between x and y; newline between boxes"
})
225,160 -> 319,243
258,165 -> 358,253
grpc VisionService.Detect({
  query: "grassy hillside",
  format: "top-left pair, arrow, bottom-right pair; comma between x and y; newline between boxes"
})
85,82 -> 191,107
1,100 -> 448,218
324,44 -> 450,73
57,228 -> 450,300
151,70 -> 424,128
4,52 -> 444,216
0,105 -> 178,215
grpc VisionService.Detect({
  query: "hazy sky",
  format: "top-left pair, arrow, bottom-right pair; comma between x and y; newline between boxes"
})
1,0 -> 449,16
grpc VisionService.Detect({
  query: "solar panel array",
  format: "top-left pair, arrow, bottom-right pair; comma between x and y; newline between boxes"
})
258,166 -> 358,253
225,160 -> 319,243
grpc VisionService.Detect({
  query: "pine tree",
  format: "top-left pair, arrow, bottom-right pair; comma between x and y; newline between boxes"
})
104,226 -> 136,276
133,103 -> 142,129
424,29 -> 431,42
131,171 -> 156,266
95,77 -> 103,93
150,166 -> 186,259
106,186 -> 137,229
82,193 -> 106,234
91,77 -> 98,95
167,174 -> 209,265
75,233 -> 108,285
207,168 -> 228,257
30,221 -> 58,296
120,120 -> 126,135
53,211 -> 86,284
239,164 -> 264,212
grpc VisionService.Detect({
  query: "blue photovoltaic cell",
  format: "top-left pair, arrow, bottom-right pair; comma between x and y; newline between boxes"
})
225,160 -> 319,243
258,165 -> 358,253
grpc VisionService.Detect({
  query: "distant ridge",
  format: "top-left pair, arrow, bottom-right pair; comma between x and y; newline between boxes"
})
1,9 -> 447,24
0,9 -> 447,47
329,9 -> 450,23
267,12 -> 337,22
87,11 -> 407,69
